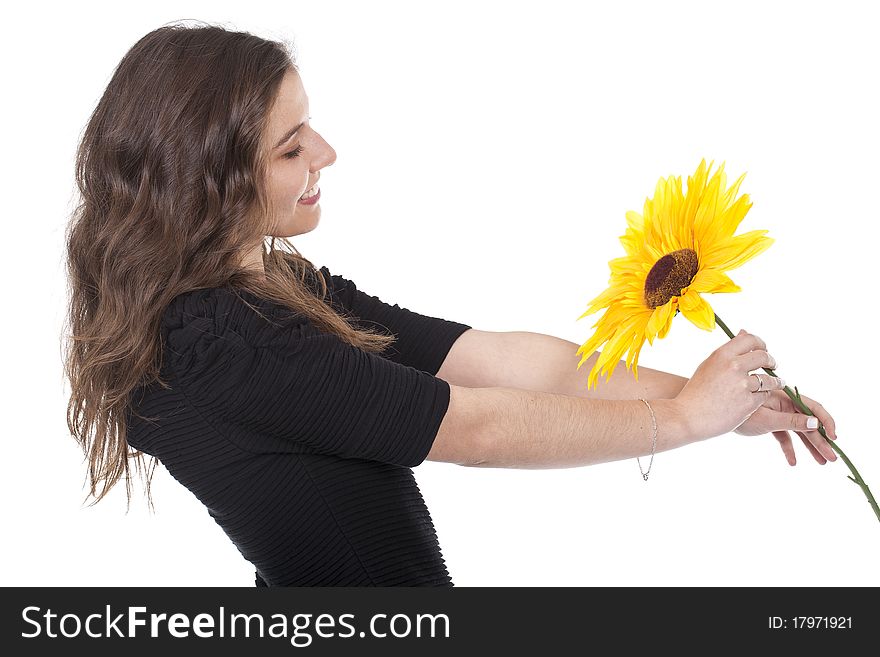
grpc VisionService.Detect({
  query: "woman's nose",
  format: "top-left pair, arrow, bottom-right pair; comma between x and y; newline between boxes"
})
320,143 -> 337,169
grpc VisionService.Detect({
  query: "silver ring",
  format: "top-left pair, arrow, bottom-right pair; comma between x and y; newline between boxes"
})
752,373 -> 764,392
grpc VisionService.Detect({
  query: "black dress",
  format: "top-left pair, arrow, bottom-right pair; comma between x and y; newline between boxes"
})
126,266 -> 472,586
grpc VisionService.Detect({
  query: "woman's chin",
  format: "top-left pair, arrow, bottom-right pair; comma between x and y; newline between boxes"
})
272,210 -> 320,238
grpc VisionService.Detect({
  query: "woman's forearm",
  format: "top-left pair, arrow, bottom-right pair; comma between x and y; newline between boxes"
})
465,387 -> 696,469
563,348 -> 689,401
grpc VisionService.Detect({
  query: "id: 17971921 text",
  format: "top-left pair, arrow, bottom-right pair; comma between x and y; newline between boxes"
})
768,616 -> 852,630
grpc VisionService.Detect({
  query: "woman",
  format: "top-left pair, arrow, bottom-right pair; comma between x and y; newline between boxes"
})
63,21 -> 837,587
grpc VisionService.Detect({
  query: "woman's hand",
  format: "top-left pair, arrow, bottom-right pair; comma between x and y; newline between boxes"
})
735,389 -> 838,466
674,329 -> 794,441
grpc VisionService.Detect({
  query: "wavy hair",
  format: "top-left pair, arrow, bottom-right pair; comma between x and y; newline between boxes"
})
63,20 -> 396,511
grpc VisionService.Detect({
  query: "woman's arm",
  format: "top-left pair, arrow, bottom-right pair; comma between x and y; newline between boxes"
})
435,330 -> 688,400
428,331 -> 820,469
431,386 -> 692,468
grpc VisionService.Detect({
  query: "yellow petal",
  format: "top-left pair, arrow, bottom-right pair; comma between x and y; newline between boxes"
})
645,301 -> 675,344
701,230 -> 774,271
693,165 -> 724,248
625,314 -> 651,370
624,210 -> 645,236
609,255 -> 646,276
716,191 -> 752,240
577,284 -> 629,319
587,362 -> 603,390
592,315 -> 643,386
677,290 -> 716,331
626,333 -> 646,382
657,303 -> 676,338
720,170 -> 747,209
688,268 -> 742,294
681,161 -> 708,233
576,323 -> 613,366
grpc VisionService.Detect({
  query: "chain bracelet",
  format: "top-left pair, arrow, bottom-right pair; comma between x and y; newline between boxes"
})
637,398 -> 657,481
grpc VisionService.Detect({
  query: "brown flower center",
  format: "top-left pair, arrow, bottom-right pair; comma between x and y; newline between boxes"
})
644,248 -> 699,308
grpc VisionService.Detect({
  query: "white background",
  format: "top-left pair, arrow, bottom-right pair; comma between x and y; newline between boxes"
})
3,0 -> 878,588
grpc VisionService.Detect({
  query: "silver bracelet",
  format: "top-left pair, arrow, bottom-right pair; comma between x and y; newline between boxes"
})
637,398 -> 657,481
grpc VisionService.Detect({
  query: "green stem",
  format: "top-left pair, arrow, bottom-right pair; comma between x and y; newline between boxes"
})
714,313 -> 880,524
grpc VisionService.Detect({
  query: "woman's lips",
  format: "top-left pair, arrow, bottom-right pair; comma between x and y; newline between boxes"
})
298,186 -> 320,205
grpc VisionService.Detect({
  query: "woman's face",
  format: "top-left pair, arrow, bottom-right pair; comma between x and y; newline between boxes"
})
263,68 -> 336,237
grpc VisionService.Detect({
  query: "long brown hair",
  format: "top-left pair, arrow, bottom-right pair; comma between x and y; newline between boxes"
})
63,20 -> 395,511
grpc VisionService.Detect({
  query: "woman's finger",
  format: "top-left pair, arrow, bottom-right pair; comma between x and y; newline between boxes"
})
800,426 -> 837,462
748,372 -> 785,393
772,430 -> 796,466
787,391 -> 837,460
797,393 -> 837,440
726,330 -> 767,356
738,349 -> 777,373
796,431 -> 828,465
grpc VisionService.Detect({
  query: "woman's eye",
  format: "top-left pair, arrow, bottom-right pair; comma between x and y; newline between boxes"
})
284,145 -> 305,159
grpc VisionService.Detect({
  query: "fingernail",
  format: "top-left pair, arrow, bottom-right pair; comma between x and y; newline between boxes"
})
806,417 -> 819,429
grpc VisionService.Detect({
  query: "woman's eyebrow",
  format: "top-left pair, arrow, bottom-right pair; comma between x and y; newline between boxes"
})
274,122 -> 305,150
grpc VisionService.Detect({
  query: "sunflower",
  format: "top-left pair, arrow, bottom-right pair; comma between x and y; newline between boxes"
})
576,158 -> 774,390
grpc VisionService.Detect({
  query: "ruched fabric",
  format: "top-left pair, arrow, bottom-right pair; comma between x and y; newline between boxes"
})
126,266 -> 472,586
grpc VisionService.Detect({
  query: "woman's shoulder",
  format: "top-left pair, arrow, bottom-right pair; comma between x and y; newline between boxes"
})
161,287 -> 313,369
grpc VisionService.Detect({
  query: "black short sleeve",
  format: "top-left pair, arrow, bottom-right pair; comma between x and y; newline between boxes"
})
316,266 -> 472,375
162,288 -> 451,467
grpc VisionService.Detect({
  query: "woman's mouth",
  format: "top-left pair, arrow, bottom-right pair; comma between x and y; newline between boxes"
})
298,183 -> 320,205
